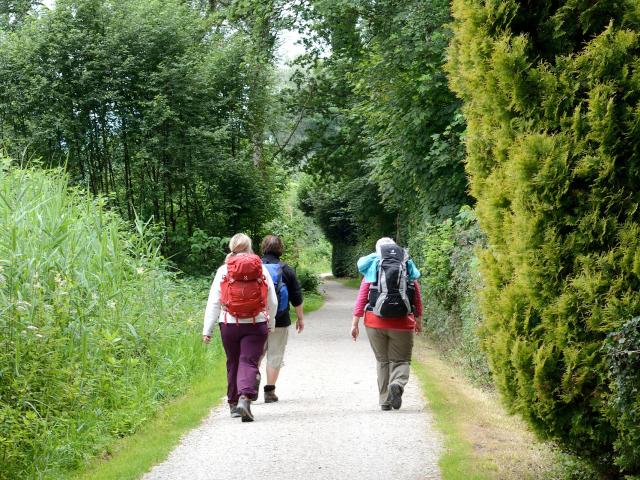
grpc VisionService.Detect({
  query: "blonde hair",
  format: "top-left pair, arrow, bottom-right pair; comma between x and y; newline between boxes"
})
226,233 -> 253,261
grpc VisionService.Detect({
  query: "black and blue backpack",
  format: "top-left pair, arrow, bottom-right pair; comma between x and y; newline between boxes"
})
264,262 -> 289,316
366,243 -> 415,317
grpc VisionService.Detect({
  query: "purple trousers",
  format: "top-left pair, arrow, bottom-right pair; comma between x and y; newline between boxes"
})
219,322 -> 268,404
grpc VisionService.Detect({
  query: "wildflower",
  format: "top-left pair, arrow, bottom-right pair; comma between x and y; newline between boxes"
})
15,300 -> 31,313
107,300 -> 116,310
35,334 -> 44,339
54,273 -> 66,288
26,325 -> 38,331
136,266 -> 145,275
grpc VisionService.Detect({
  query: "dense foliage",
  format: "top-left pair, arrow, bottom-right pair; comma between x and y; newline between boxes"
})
0,0 -> 285,273
447,0 -> 640,474
0,163 -> 221,479
287,0 -> 470,274
409,207 -> 490,385
262,178 -> 330,290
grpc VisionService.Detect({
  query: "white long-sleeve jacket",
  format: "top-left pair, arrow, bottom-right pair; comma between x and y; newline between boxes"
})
203,263 -> 278,336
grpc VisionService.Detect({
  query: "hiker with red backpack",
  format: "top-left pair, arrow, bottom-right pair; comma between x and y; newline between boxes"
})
351,237 -> 423,411
203,233 -> 278,422
259,235 -> 305,403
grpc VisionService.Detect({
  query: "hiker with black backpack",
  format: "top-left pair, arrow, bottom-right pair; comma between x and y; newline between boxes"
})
203,233 -> 278,422
259,235 -> 304,403
351,237 -> 423,410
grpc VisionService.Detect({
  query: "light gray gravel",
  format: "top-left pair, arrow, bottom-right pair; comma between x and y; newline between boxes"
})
143,280 -> 442,480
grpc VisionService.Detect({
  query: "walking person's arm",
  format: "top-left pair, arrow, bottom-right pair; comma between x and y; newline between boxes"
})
294,304 -> 305,333
412,279 -> 423,334
283,264 -> 304,333
203,267 -> 224,344
351,277 -> 370,341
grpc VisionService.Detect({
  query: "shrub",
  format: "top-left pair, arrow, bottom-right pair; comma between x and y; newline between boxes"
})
331,241 -> 372,278
296,268 -> 321,294
409,207 -> 490,385
0,163 -> 220,479
605,316 -> 640,473
448,1 -> 640,473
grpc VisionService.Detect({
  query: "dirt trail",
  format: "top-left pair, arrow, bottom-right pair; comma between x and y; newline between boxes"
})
143,280 -> 442,480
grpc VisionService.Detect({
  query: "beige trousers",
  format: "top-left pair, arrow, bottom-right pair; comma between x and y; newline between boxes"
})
265,326 -> 289,369
365,327 -> 413,405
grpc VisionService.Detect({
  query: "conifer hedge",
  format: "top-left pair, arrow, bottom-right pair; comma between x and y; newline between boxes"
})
447,1 -> 640,474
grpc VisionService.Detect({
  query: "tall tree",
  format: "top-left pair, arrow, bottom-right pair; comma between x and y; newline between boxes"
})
286,0 -> 469,274
0,0 -> 285,273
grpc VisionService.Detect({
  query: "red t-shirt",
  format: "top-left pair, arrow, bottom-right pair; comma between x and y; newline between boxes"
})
353,277 -> 423,331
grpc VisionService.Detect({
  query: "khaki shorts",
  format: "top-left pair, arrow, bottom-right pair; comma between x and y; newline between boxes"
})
266,326 -> 289,369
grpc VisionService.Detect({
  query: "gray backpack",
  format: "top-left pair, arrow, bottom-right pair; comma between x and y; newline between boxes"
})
366,244 -> 412,317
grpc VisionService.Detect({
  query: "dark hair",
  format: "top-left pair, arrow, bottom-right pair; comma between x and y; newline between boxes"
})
261,235 -> 284,257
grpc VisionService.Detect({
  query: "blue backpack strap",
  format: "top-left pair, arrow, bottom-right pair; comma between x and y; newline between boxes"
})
264,262 -> 288,315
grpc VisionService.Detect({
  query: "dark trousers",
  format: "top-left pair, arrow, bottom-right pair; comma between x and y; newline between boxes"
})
219,322 -> 269,404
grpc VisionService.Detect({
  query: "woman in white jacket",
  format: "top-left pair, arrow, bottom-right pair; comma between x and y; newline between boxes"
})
203,233 -> 277,422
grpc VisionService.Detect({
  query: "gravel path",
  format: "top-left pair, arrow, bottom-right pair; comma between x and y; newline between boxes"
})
143,280 -> 442,480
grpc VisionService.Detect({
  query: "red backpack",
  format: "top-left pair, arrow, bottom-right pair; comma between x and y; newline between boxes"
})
220,253 -> 268,322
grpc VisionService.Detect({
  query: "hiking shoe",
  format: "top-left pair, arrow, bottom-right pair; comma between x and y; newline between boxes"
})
229,403 -> 241,418
381,404 -> 392,411
237,395 -> 254,422
249,373 -> 261,401
388,384 -> 404,410
264,386 -> 278,403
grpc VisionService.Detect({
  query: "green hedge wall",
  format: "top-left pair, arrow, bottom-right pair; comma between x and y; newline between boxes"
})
447,1 -> 640,474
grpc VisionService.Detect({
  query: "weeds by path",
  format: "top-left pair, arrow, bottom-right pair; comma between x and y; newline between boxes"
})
413,340 -> 597,480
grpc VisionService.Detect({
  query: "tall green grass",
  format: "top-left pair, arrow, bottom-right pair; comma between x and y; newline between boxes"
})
0,162 -> 222,479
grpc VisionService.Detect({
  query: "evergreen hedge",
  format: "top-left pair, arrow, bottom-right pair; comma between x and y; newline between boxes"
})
447,1 -> 640,474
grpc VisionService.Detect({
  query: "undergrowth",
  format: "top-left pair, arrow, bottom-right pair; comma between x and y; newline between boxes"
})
0,163 -> 221,479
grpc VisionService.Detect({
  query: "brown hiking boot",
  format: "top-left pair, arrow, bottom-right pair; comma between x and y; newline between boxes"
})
263,385 -> 278,403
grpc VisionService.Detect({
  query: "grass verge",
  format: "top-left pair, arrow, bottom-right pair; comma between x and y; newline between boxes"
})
413,339 -> 583,480
290,291 -> 324,322
335,277 -> 361,289
72,358 -> 227,480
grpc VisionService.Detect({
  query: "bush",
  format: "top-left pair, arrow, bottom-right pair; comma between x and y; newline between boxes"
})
331,241 -> 372,278
605,316 -> 640,473
409,207 -> 490,385
0,163 -> 221,479
448,1 -> 640,473
296,268 -> 321,294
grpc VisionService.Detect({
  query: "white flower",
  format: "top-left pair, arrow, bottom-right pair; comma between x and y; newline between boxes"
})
54,273 -> 66,288
107,300 -> 116,310
136,267 -> 145,275
15,300 -> 31,312
35,334 -> 44,339
26,325 -> 38,331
